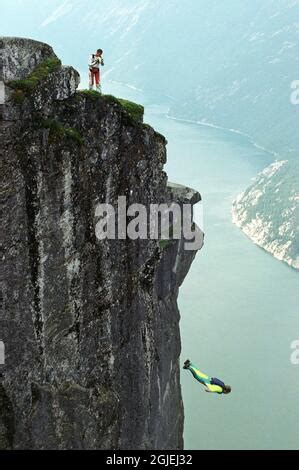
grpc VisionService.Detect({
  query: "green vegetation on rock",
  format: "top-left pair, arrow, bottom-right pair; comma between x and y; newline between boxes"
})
159,239 -> 174,250
104,94 -> 144,122
116,98 -> 144,122
9,56 -> 61,103
158,223 -> 179,250
78,89 -> 102,101
41,118 -> 83,146
79,90 -> 144,122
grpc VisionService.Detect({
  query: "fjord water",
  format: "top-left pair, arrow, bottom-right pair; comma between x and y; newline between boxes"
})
105,82 -> 299,450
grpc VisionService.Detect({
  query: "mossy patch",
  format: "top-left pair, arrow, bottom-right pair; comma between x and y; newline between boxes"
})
159,239 -> 174,250
11,89 -> 25,105
9,56 -> 61,103
158,222 -> 181,250
78,89 -> 102,101
104,95 -> 144,122
41,119 -> 83,146
117,98 -> 144,122
78,90 -> 144,123
101,94 -> 122,106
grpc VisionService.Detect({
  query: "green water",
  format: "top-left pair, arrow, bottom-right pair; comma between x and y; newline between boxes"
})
105,81 -> 299,450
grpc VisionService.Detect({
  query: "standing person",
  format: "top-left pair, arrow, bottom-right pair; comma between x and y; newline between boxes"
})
89,48 -> 104,93
183,359 -> 231,394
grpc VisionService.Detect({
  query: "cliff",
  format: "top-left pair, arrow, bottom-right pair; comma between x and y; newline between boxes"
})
232,160 -> 299,270
0,38 -> 203,449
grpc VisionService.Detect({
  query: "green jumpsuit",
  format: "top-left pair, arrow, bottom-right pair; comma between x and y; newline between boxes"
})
186,362 -> 224,394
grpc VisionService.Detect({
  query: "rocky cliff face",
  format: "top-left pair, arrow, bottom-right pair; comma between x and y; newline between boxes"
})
0,38 -> 202,449
232,160 -> 299,270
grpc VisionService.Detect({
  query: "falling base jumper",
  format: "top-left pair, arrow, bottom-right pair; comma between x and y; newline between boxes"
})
183,360 -> 231,395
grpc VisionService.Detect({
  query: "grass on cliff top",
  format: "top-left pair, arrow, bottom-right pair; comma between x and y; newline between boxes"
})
78,89 -> 102,101
9,56 -> 61,102
78,90 -> 144,122
41,118 -> 83,146
107,96 -> 144,122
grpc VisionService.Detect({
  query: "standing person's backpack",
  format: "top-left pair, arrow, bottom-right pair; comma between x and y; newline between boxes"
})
88,54 -> 96,70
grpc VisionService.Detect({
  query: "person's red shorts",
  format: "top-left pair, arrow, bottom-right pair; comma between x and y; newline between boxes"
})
89,67 -> 100,86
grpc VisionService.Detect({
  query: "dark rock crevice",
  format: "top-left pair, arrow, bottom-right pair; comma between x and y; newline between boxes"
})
0,383 -> 15,449
21,148 -> 44,358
